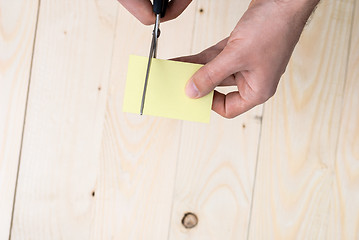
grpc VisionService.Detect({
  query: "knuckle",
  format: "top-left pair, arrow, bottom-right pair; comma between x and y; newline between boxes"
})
225,111 -> 238,119
256,87 -> 276,104
250,74 -> 279,104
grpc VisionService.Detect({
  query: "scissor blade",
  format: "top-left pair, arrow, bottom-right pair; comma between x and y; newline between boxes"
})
140,14 -> 160,115
140,35 -> 155,115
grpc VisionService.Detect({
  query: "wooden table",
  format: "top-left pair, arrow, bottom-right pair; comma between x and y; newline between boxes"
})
1,0 -> 358,239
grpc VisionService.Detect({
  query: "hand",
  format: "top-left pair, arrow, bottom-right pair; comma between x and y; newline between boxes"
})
176,0 -> 319,118
118,0 -> 193,25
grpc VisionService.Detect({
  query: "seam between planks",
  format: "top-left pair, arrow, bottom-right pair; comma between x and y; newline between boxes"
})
96,3 -> 119,163
246,105 -> 265,240
166,2 -> 199,239
87,4 -> 119,235
245,1 -> 357,239
188,1 -> 200,56
166,120 -> 183,240
8,1 -> 42,239
333,0 -> 357,167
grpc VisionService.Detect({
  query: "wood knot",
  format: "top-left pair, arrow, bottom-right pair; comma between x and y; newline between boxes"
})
254,115 -> 263,121
182,212 -> 198,229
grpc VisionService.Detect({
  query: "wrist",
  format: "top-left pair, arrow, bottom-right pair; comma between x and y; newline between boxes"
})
250,0 -> 320,23
279,0 -> 320,25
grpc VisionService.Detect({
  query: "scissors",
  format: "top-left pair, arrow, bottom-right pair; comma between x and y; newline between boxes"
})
140,0 -> 169,115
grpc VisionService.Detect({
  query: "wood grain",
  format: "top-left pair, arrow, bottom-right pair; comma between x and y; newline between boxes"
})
89,3 -> 198,240
248,0 -> 355,239
0,0 -> 39,238
10,1 -> 118,239
4,0 -> 358,239
168,1 -> 263,239
328,2 -> 359,239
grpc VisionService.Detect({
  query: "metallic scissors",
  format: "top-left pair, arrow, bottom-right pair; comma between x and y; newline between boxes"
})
140,0 -> 169,115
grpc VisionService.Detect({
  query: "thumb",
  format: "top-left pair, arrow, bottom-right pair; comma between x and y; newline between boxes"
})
185,47 -> 238,98
163,0 -> 193,22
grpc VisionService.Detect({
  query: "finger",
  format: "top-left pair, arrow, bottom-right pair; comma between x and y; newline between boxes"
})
218,71 -> 246,86
171,53 -> 208,65
118,0 -> 154,25
171,38 -> 229,64
172,57 -> 237,86
162,0 -> 193,22
212,91 -> 257,118
118,0 -> 193,25
185,46 -> 240,99
218,74 -> 236,86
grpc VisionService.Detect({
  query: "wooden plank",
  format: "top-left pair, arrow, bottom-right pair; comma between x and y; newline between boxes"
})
248,0 -> 354,239
168,1 -> 263,239
10,1 -> 118,239
88,3 -> 198,240
0,0 -> 39,238
328,2 -> 359,239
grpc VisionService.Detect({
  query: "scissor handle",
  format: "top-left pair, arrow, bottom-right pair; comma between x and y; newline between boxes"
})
153,0 -> 169,18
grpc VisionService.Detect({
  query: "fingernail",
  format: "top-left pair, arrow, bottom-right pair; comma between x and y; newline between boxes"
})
185,80 -> 199,98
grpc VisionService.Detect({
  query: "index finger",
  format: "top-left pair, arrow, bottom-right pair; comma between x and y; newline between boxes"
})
118,0 -> 154,25
118,0 -> 192,25
162,0 -> 193,22
212,91 -> 257,119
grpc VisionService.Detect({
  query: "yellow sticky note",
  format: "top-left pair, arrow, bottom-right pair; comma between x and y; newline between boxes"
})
123,55 -> 213,123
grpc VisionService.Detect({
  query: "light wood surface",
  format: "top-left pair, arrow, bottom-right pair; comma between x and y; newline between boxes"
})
0,0 -> 358,239
248,0 -> 356,239
168,1 -> 263,240
329,1 -> 359,239
89,4 -> 197,239
10,1 -> 118,239
0,0 -> 39,238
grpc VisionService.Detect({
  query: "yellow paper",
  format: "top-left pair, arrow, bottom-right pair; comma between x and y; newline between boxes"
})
123,55 -> 213,123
